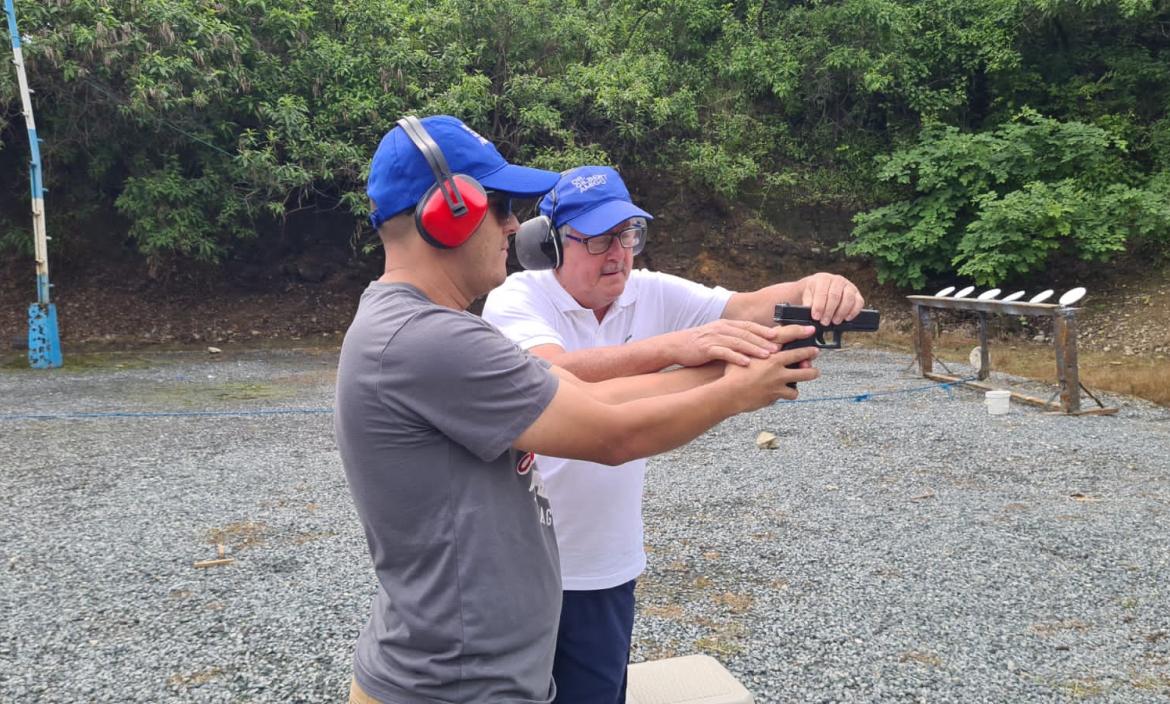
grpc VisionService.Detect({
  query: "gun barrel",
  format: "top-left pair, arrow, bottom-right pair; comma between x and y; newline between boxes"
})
773,304 -> 880,331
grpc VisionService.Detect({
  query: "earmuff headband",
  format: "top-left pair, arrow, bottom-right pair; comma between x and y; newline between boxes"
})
397,116 -> 468,217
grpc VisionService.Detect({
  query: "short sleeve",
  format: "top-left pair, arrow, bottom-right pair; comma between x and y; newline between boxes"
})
380,308 -> 558,461
482,276 -> 566,351
636,271 -> 733,332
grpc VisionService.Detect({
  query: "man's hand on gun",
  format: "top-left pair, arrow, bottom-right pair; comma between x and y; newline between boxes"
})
774,304 -> 882,388
721,324 -> 820,406
665,319 -> 782,368
798,272 -> 866,325
664,275 -> 865,369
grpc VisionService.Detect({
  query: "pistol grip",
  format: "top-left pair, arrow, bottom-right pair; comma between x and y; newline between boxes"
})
780,336 -> 818,389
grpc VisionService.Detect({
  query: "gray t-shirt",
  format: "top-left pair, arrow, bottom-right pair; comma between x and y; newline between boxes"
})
335,282 -> 561,703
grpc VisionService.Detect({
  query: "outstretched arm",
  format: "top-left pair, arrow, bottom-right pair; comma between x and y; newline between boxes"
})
519,274 -> 863,381
553,360 -> 725,404
515,326 -> 820,465
722,273 -> 865,327
528,319 -> 782,382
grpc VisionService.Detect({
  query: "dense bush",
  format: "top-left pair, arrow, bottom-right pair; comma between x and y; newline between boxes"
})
847,112 -> 1170,287
1,0 -> 1167,282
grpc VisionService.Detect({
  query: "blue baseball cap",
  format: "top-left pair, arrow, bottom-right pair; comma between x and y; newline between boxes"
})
367,115 -> 560,228
540,165 -> 653,236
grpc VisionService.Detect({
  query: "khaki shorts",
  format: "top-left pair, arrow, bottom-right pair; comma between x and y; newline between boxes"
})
349,677 -> 382,704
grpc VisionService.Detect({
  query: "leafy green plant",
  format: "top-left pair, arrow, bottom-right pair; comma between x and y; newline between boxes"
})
0,0 -> 1167,274
847,111 -> 1170,287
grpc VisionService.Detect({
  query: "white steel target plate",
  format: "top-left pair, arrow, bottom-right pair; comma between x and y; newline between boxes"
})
1058,287 -> 1087,306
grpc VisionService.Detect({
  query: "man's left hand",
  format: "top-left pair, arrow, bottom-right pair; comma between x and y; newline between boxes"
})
799,273 -> 865,325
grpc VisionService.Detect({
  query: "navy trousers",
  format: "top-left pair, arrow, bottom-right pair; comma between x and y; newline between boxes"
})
552,579 -> 637,704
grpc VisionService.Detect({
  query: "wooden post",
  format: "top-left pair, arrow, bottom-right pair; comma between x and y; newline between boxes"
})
977,312 -> 991,380
905,295 -> 1111,415
913,303 -> 933,375
1052,308 -> 1081,413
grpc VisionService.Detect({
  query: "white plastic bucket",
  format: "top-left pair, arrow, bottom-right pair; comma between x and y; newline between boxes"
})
985,389 -> 1011,415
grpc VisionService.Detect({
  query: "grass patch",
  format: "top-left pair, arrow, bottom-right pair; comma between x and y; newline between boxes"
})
641,603 -> 686,620
865,331 -> 1170,406
140,380 -> 297,406
1,353 -> 28,370
167,667 -> 226,687
633,640 -> 681,662
1,351 -> 154,371
712,591 -> 753,614
206,521 -> 267,551
694,636 -> 743,658
292,530 -> 337,545
899,650 -> 943,667
1030,619 -> 1091,636
1056,678 -> 1106,698
209,382 -> 283,401
1131,673 -> 1170,693
272,369 -> 337,387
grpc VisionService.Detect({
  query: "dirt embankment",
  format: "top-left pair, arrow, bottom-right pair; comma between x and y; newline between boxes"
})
2,200 -> 1168,364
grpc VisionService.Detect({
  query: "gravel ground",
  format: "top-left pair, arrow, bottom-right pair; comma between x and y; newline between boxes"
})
2,346 -> 1168,703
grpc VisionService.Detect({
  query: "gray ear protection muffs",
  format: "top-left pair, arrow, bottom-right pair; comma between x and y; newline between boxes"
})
513,185 -> 563,270
514,215 -> 563,270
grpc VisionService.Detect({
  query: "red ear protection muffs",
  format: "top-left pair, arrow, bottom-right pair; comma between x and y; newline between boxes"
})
397,116 -> 488,249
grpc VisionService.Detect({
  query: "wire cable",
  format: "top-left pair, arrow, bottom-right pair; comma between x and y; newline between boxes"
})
2,377 -> 982,422
776,375 -> 978,404
0,407 -> 332,422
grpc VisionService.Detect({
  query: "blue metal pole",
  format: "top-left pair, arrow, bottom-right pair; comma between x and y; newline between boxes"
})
4,0 -> 62,368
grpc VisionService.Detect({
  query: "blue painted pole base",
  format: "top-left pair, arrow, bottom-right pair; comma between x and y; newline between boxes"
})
28,302 -> 63,369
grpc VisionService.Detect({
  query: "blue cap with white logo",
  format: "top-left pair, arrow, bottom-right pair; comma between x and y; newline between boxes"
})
540,165 -> 653,236
367,115 -> 559,228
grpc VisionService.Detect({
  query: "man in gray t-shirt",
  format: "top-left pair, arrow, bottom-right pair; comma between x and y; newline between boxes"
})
337,115 -> 824,704
337,282 -> 561,702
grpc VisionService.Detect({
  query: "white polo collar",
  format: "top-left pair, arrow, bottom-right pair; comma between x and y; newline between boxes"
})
544,269 -> 640,318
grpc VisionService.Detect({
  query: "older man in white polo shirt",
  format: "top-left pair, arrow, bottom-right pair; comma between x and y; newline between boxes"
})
482,165 -> 865,704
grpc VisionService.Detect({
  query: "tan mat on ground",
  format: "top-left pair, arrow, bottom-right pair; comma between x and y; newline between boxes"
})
626,654 -> 754,704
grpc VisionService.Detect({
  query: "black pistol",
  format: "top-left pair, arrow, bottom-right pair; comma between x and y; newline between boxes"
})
773,304 -> 881,387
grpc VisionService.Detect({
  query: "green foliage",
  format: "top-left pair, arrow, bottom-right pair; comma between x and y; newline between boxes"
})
0,0 -> 1167,278
847,112 -> 1170,287
114,157 -> 246,262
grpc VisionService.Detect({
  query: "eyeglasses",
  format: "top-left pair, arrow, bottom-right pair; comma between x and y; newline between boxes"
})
564,224 -> 646,255
485,191 -> 513,221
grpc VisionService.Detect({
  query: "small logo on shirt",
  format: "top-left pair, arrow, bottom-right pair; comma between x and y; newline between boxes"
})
516,451 -> 535,475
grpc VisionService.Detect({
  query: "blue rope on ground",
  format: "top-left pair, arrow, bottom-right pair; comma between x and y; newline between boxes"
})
777,375 -> 979,404
0,407 -> 333,422
3,377 -> 982,421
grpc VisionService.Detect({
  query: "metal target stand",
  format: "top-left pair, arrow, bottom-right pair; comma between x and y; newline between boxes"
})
908,295 -> 1117,416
